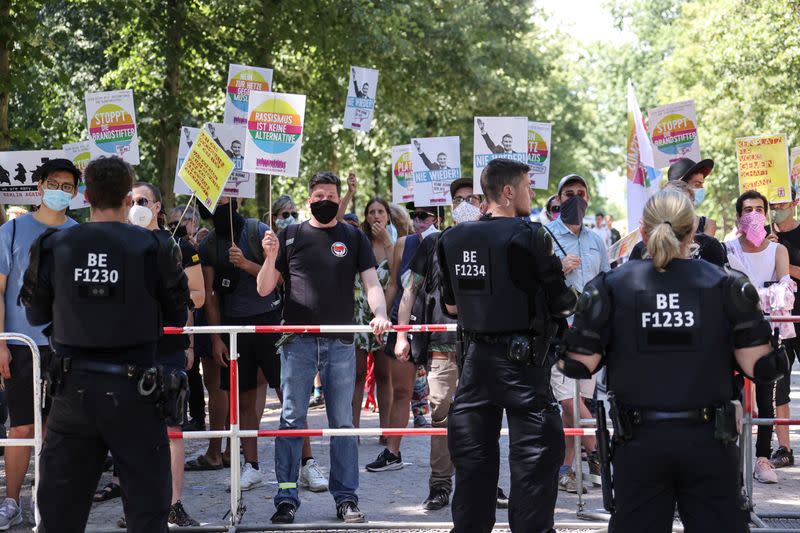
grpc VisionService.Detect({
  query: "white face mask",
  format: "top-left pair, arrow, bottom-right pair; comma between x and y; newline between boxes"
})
128,204 -> 153,227
452,201 -> 482,224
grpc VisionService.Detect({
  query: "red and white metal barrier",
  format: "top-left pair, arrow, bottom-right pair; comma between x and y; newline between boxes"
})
0,334 -> 43,530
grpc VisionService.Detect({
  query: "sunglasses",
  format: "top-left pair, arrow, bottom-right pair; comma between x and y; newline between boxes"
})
548,205 -> 561,214
411,211 -> 434,220
134,198 -> 150,207
278,211 -> 299,219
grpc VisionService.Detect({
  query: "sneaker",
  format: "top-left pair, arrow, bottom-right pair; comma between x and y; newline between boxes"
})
271,502 -> 296,524
366,448 -> 403,472
0,498 -> 22,530
423,487 -> 450,510
336,501 -> 366,523
754,457 -> 778,484
168,500 -> 200,527
496,487 -> 509,509
558,469 -> 588,494
239,463 -> 264,491
309,394 -> 325,409
181,418 -> 205,432
587,450 -> 602,486
300,459 -> 329,492
117,516 -> 126,529
770,446 -> 795,469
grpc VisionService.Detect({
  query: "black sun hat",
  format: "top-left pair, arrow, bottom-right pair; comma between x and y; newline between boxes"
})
667,157 -> 714,183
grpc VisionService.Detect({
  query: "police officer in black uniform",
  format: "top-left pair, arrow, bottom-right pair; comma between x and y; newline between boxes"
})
560,188 -> 787,532
438,158 -> 576,533
21,156 -> 190,533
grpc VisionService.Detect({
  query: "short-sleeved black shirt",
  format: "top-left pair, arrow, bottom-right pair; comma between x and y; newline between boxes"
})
776,223 -> 800,334
629,233 -> 726,267
179,237 -> 200,269
276,221 -> 377,339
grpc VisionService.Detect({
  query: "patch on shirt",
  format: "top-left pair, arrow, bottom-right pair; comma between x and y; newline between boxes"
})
331,242 -> 348,258
635,289 -> 700,352
454,247 -> 490,293
191,254 -> 200,264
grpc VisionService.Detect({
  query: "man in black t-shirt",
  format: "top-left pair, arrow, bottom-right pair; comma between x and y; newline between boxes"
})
770,192 -> 800,468
257,171 -> 391,525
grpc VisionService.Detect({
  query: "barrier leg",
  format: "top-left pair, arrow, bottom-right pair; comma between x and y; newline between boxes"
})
229,332 -> 242,526
744,379 -> 754,512
574,379 -> 584,512
30,340 -> 42,530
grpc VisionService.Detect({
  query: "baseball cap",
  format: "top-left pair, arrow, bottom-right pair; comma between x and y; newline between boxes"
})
557,174 -> 588,195
449,177 -> 474,198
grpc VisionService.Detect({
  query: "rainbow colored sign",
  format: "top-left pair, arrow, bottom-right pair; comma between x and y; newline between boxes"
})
224,64 -> 273,126
647,100 -> 700,169
243,91 -> 306,177
85,90 -> 139,164
528,121 -> 552,190
391,145 -> 413,204
62,140 -> 92,209
790,147 -> 800,197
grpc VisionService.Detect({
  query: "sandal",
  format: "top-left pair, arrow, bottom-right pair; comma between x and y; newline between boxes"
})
184,455 -> 224,471
93,482 -> 121,502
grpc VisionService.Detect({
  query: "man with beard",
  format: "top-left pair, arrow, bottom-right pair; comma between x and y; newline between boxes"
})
258,171 -> 392,525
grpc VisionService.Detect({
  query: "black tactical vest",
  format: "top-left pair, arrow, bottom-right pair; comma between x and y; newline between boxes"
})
50,222 -> 162,349
603,258 -> 736,410
441,217 -> 532,334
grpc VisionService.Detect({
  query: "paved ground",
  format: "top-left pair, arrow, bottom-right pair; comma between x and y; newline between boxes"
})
2,368 -> 800,531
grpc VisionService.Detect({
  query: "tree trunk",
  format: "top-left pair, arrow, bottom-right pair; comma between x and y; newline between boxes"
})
158,0 -> 183,210
0,0 -> 11,151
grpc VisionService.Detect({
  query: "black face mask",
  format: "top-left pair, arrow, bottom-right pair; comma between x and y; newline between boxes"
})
310,200 -> 339,224
171,224 -> 188,240
560,196 -> 587,226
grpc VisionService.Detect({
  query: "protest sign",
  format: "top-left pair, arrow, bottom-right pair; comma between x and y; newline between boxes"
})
62,140 -> 92,209
411,136 -> 460,207
528,121 -> 552,190
648,100 -> 701,169
0,150 -> 65,204
224,64 -> 274,126
391,145 -> 414,204
177,126 -> 234,213
472,117 -> 527,194
791,146 -> 800,197
608,228 -> 641,264
344,66 -> 379,132
243,91 -> 306,177
174,127 -> 200,196
85,90 -> 139,164
736,134 -> 791,203
175,124 -> 255,198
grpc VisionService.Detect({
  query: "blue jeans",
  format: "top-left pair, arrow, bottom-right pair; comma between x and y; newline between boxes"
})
274,335 -> 359,509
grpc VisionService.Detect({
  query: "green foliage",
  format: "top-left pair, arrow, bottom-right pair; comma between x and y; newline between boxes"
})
1,0 -> 605,219
597,0 -> 800,235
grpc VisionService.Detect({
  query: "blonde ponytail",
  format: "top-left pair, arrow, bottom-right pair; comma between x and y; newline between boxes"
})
642,189 -> 696,272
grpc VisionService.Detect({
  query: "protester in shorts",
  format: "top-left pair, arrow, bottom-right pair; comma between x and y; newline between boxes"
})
195,196 -> 282,490
725,190 -> 790,484
770,190 -> 800,469
0,159 -> 79,527
546,174 -> 609,494
258,171 -> 392,524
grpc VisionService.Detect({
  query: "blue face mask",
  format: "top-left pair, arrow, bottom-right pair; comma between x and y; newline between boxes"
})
387,223 -> 398,244
42,189 -> 73,211
693,187 -> 706,207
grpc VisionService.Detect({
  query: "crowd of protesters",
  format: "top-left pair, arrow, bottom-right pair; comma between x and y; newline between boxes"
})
0,154 -> 795,527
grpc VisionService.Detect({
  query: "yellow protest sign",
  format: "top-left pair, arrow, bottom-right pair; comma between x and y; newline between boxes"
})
736,134 -> 791,203
177,125 -> 234,212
